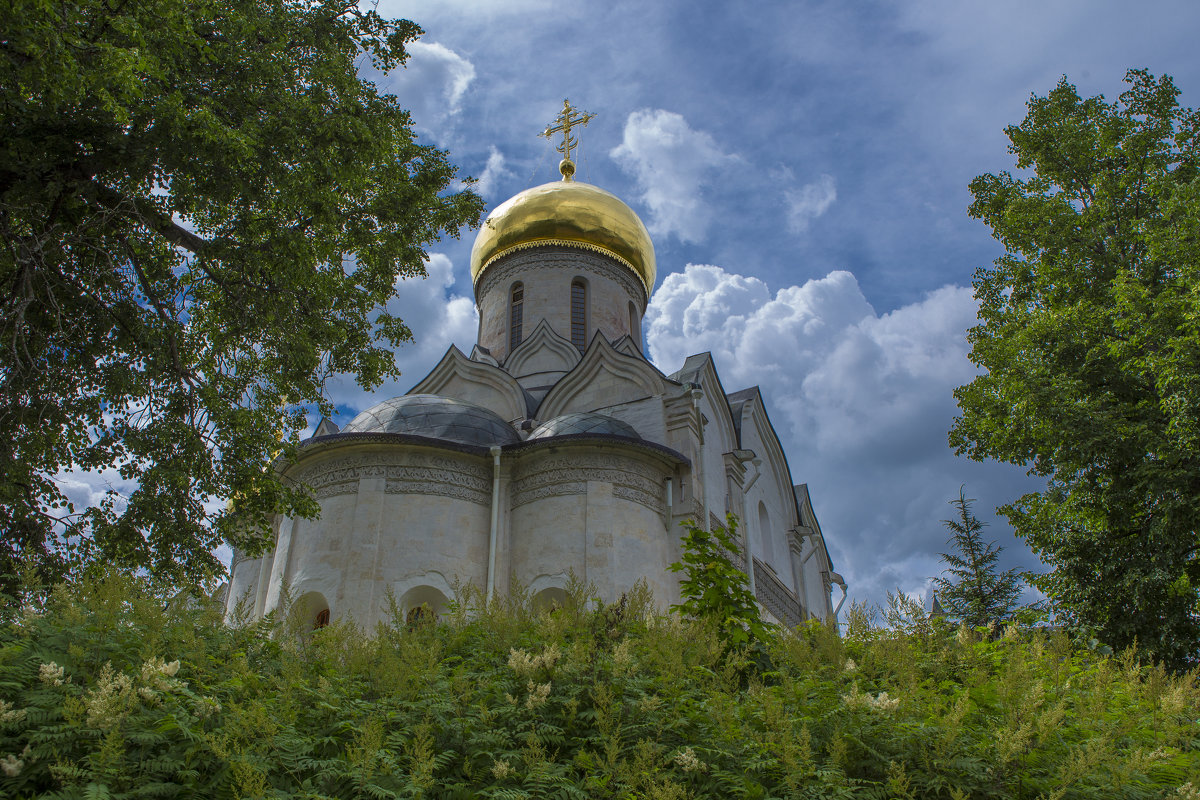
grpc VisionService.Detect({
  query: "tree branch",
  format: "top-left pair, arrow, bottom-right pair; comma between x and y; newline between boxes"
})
121,237 -> 197,388
88,181 -> 212,255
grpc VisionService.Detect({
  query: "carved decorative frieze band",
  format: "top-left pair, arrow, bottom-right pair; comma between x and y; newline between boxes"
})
314,480 -> 359,499
385,479 -> 490,505
513,481 -> 587,505
716,542 -> 745,570
476,247 -> 647,307
291,452 -> 491,507
613,484 -> 661,510
754,556 -> 805,627
511,453 -> 664,513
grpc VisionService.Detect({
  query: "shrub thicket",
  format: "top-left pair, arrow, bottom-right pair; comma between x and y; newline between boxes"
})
0,570 -> 1197,799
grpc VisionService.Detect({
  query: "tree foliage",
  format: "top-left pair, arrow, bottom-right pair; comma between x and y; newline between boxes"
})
0,0 -> 483,588
950,70 -> 1200,669
1,569 -> 1197,798
667,514 -> 771,651
932,487 -> 1024,628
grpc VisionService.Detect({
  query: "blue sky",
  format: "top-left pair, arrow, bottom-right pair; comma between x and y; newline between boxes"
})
320,0 -> 1200,611
58,0 -> 1200,611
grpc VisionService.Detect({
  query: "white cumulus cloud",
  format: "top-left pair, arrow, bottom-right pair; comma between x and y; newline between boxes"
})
785,173 -> 837,233
646,266 -> 875,385
378,41 -> 476,144
645,263 -> 1040,608
325,253 -> 478,419
472,146 -> 509,199
610,109 -> 739,244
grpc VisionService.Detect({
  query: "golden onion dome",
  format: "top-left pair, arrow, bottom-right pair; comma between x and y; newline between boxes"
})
470,177 -> 656,296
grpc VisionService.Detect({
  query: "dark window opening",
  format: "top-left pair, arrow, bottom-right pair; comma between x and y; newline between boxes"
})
510,283 -> 524,351
571,280 -> 587,351
314,608 -> 330,629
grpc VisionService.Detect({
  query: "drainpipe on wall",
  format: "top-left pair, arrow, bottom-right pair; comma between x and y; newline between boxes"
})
487,446 -> 502,602
801,531 -> 821,565
831,571 -> 848,619
253,547 -> 274,618
742,458 -> 763,494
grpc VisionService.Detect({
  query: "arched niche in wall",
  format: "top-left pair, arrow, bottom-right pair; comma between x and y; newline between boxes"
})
532,586 -> 569,614
757,501 -> 771,561
400,584 -> 450,626
291,590 -> 331,631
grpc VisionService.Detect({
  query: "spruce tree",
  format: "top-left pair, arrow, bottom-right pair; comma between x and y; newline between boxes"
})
932,487 -> 1023,627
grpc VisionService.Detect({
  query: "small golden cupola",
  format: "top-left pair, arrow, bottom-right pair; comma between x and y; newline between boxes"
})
469,100 -> 656,297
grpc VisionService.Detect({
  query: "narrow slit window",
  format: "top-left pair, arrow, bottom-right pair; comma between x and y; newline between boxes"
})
509,283 -> 524,351
571,279 -> 587,351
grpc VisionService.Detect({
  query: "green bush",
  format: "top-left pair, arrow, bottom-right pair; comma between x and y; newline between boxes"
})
0,570 -> 1197,799
668,514 -> 771,653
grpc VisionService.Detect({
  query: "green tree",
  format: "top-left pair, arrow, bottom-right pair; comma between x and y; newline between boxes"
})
950,70 -> 1200,668
667,514 -> 771,651
932,487 -> 1023,628
0,0 -> 483,590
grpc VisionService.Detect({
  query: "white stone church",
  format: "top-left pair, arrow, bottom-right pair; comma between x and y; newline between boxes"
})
225,136 -> 844,629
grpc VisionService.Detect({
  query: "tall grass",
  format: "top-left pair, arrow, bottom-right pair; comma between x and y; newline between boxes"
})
0,570 -> 1196,798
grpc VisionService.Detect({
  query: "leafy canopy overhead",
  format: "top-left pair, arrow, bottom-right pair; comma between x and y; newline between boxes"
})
931,487 -> 1023,628
950,70 -> 1200,669
0,0 -> 483,587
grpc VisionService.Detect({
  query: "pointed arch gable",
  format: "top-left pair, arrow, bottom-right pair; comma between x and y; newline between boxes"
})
312,417 -> 340,438
673,354 -> 738,456
504,319 -> 582,379
408,345 -> 531,422
611,334 -> 642,359
469,345 -> 499,366
793,483 -> 834,574
735,388 -> 802,530
537,333 -> 668,419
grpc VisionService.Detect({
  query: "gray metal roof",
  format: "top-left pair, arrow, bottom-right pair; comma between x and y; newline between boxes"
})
527,412 -> 641,440
341,394 -> 520,447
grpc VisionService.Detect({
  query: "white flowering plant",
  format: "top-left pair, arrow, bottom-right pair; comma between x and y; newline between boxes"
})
0,563 -> 1195,798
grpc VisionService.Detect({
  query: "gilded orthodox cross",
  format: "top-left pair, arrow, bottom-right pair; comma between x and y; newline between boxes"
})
540,98 -> 595,180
